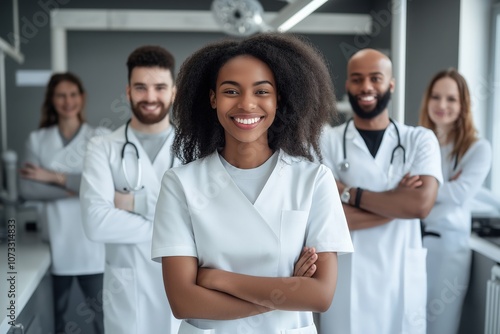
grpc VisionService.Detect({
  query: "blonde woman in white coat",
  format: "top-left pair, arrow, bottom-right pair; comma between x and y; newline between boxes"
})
19,72 -> 108,334
419,68 -> 492,334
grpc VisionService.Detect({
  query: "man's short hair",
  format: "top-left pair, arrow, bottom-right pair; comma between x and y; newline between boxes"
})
126,45 -> 175,82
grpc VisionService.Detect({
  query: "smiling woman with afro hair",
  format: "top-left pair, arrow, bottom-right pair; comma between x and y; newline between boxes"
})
152,32 -> 352,334
172,32 -> 337,164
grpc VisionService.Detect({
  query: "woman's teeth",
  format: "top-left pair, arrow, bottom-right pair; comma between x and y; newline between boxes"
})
234,117 -> 261,125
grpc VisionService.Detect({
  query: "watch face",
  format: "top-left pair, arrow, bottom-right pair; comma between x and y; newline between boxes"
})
341,188 -> 350,203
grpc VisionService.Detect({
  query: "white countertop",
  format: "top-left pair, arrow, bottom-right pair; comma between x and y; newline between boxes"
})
0,228 -> 51,334
470,233 -> 500,263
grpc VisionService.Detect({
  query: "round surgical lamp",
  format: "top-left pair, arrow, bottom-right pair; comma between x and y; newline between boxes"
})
211,0 -> 265,36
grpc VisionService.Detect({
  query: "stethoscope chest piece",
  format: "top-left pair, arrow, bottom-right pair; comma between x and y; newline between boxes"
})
339,160 -> 350,171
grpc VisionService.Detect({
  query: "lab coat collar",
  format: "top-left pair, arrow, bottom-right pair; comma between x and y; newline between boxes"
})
345,119 -> 400,146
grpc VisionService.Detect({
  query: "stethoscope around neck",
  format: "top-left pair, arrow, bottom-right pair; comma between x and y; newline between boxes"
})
121,119 -> 143,192
121,118 -> 176,192
339,118 -> 406,174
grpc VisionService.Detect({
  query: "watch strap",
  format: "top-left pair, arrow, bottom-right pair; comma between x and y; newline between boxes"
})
355,187 -> 364,208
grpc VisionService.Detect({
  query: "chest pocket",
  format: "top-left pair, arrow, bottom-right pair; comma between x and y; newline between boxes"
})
281,210 -> 309,262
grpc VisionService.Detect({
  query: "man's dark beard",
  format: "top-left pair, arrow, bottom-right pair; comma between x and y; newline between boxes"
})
130,100 -> 169,124
348,88 -> 392,120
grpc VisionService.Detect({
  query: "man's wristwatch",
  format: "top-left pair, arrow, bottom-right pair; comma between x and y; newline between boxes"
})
340,187 -> 352,204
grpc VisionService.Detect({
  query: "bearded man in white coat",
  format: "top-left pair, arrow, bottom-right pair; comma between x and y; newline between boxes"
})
80,45 -> 180,334
317,49 -> 443,334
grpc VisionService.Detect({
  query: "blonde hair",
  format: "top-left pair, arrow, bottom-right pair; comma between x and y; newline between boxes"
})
418,68 -> 477,163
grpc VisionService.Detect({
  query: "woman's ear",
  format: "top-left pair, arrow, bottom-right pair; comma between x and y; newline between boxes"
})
209,90 -> 216,109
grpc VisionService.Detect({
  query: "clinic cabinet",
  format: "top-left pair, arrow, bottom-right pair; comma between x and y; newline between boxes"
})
7,271 -> 54,334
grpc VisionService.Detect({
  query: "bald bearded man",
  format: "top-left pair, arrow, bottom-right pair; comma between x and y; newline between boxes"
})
317,49 -> 443,334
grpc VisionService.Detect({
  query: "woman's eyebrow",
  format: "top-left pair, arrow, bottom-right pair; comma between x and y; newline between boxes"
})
219,80 -> 274,87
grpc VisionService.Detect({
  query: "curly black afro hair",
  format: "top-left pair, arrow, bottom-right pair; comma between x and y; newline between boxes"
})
172,32 -> 337,164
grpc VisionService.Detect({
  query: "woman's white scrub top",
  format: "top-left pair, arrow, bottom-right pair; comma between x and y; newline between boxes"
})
152,150 -> 353,334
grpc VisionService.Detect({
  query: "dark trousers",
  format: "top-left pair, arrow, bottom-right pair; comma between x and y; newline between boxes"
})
52,273 -> 104,334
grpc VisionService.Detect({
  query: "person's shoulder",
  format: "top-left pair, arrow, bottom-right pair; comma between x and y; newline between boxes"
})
321,122 -> 345,136
397,122 -> 428,134
27,125 -> 57,142
281,150 -> 327,174
399,123 -> 437,143
85,123 -> 112,136
82,123 -> 112,141
320,123 -> 344,151
473,137 -> 492,150
87,124 -> 123,144
169,152 -> 216,176
467,137 -> 492,158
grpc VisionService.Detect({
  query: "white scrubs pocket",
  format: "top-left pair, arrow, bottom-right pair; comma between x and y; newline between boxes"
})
402,248 -> 427,334
280,210 -> 309,254
178,320 -> 215,334
281,323 -> 317,334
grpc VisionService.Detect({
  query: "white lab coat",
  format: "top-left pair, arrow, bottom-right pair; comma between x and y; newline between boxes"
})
80,124 -> 181,334
318,120 -> 443,334
20,124 -> 107,275
423,139 -> 492,334
151,150 -> 354,334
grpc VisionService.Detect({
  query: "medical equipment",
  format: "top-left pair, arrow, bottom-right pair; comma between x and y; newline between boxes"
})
121,119 -> 143,191
121,119 -> 176,192
339,118 -> 406,172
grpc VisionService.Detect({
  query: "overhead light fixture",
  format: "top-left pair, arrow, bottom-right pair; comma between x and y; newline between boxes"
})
210,0 -> 328,36
268,0 -> 328,32
211,0 -> 264,36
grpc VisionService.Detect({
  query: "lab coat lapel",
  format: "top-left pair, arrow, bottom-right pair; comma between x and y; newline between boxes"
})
378,122 -> 407,186
38,127 -> 64,168
347,123 -> 386,178
253,150 -> 292,238
209,153 -> 282,240
347,122 -> 372,158
41,124 -> 88,173
342,123 -> 387,190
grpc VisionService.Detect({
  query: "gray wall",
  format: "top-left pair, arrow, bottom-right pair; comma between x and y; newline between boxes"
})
405,0 -> 461,126
1,0 -> 389,162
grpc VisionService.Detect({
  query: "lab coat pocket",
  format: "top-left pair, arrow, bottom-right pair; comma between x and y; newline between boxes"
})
281,210 -> 309,255
281,323 -> 317,334
178,320 -> 215,334
103,266 -> 137,331
402,248 -> 427,334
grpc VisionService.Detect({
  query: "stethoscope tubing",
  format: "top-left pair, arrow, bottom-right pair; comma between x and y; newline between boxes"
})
121,118 -> 176,192
122,119 -> 143,191
340,117 -> 406,172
